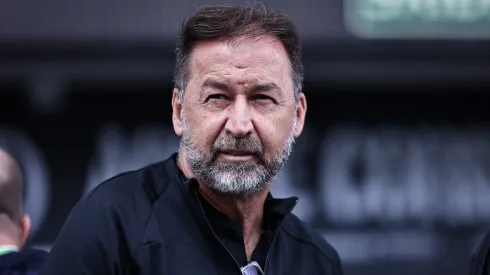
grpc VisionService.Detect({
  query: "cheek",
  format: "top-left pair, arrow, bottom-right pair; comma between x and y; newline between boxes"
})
186,111 -> 223,147
255,116 -> 293,153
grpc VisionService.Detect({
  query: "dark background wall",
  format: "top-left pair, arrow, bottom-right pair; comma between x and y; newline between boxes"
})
1,1 -> 490,275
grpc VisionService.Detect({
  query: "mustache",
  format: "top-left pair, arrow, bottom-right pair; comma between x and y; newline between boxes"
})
211,135 -> 264,155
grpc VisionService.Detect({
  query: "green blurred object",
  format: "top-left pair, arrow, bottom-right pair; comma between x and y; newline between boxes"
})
344,0 -> 490,39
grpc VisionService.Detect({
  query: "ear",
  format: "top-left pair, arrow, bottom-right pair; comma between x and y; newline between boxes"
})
293,92 -> 307,138
172,88 -> 184,137
18,214 -> 31,249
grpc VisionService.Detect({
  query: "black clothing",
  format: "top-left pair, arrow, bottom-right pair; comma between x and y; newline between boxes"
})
0,249 -> 48,275
196,187 -> 293,269
471,231 -> 490,275
40,153 -> 343,275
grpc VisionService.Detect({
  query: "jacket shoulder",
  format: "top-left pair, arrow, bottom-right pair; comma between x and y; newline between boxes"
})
471,230 -> 490,275
282,214 -> 343,274
45,155 -> 180,265
84,154 -> 179,206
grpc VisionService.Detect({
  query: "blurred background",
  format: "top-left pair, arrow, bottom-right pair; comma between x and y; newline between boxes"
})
1,0 -> 490,274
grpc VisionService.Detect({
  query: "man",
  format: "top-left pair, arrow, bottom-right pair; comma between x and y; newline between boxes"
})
0,149 -> 47,274
40,4 -> 343,275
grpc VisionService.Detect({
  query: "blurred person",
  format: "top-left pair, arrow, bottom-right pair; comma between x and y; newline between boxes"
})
40,4 -> 342,275
0,148 -> 47,274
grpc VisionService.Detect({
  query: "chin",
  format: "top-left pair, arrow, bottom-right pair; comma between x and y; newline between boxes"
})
209,178 -> 269,195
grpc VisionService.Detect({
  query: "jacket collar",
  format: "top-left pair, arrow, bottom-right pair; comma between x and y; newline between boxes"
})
169,152 -> 298,219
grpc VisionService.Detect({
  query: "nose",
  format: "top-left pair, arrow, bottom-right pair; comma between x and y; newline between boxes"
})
224,96 -> 253,137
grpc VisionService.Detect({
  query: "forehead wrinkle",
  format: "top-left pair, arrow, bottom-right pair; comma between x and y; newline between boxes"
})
188,37 -> 293,98
192,38 -> 286,72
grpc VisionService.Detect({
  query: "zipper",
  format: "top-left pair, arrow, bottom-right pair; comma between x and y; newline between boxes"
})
195,192 -> 244,274
263,198 -> 298,274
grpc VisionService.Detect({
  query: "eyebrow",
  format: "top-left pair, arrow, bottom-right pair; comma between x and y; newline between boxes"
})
251,82 -> 280,92
202,79 -> 280,93
202,79 -> 230,92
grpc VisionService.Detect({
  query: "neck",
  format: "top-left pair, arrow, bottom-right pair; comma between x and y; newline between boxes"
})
177,149 -> 270,259
199,181 -> 269,230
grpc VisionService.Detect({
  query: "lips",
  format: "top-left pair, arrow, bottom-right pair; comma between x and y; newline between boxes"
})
220,149 -> 255,156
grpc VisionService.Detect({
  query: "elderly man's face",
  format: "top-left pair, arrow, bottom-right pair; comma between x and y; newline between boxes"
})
172,36 -> 306,194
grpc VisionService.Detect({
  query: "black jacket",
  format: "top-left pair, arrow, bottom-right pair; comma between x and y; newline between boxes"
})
471,231 -> 490,275
40,154 -> 343,275
0,249 -> 48,275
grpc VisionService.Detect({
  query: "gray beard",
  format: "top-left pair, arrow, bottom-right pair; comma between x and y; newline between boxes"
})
180,112 -> 296,195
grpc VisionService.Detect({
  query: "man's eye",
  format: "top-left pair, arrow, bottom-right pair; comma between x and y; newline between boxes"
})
207,94 -> 227,101
253,94 -> 274,102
